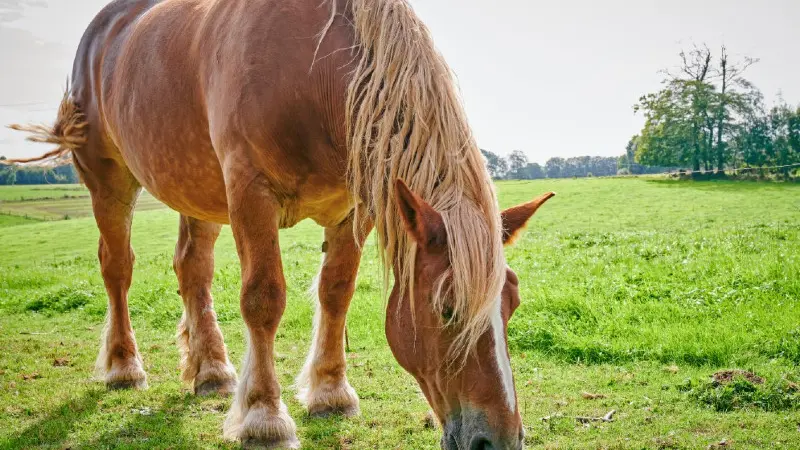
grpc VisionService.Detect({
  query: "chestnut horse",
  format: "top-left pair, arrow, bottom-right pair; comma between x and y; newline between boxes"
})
9,0 -> 554,448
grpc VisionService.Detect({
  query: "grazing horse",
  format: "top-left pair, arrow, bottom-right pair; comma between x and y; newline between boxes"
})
9,0 -> 555,448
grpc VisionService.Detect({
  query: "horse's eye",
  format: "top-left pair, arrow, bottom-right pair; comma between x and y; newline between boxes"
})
442,306 -> 454,322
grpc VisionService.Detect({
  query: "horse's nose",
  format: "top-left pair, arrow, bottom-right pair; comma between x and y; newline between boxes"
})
469,435 -> 524,450
461,415 -> 523,450
469,435 -> 494,450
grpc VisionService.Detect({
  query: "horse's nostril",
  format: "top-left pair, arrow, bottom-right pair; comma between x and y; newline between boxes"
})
469,436 -> 494,450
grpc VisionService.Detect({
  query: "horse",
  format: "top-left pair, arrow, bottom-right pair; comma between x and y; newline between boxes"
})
8,0 -> 555,448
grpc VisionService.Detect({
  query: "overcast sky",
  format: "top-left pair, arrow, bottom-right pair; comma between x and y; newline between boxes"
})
1,0 -> 798,163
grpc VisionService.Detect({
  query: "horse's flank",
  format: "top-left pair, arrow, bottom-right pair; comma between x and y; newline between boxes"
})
345,0 -> 506,363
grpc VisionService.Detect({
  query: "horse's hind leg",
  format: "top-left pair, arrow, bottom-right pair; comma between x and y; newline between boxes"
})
174,214 -> 237,396
13,88 -> 146,389
81,157 -> 147,390
296,215 -> 371,417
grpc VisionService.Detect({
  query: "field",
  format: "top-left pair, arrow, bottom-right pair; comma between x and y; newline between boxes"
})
0,185 -> 165,221
1,178 -> 799,449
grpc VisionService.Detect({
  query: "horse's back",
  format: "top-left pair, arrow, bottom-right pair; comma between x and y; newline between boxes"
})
76,0 -> 356,225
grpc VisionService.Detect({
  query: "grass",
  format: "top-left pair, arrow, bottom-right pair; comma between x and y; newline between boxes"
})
0,213 -> 40,227
1,178 -> 799,449
0,188 -> 166,221
0,184 -> 87,202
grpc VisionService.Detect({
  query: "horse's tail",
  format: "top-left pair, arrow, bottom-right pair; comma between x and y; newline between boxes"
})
5,85 -> 88,167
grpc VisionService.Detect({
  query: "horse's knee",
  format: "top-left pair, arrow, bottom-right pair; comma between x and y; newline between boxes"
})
174,218 -> 219,290
98,238 -> 134,280
319,278 -> 355,316
172,249 -> 182,278
241,278 -> 286,329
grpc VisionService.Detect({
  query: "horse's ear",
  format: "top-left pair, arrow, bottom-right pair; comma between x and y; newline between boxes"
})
394,179 -> 446,249
501,192 -> 556,246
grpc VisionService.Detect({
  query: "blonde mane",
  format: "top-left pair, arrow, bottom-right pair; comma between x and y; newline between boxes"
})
345,0 -> 506,362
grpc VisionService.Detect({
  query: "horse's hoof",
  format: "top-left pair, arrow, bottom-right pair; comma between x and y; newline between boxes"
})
195,378 -> 236,397
242,437 -> 301,450
308,404 -> 360,418
299,381 -> 360,418
107,377 -> 148,390
225,402 -> 299,449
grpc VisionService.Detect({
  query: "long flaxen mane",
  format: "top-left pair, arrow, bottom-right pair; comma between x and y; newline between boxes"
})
345,0 -> 506,363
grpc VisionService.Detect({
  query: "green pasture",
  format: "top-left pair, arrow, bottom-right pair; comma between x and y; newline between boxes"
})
0,185 -> 87,202
0,178 -> 799,449
0,187 -> 165,221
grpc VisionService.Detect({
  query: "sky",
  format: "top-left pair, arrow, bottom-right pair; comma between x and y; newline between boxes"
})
1,0 -> 799,163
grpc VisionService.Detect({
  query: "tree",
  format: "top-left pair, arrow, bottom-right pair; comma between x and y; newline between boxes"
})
635,44 -> 760,173
507,150 -> 528,179
671,45 -> 714,172
545,157 -> 564,178
480,149 -> 508,180
766,100 -> 800,173
0,161 -> 80,185
712,46 -> 757,171
524,162 -> 545,179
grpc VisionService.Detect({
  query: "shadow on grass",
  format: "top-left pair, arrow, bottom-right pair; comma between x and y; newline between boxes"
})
78,393 -> 206,449
2,385 -> 352,449
299,411 -> 350,449
1,388 -> 105,450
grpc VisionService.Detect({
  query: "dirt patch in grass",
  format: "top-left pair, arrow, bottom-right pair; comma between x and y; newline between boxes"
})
712,370 -> 764,385
683,370 -> 800,412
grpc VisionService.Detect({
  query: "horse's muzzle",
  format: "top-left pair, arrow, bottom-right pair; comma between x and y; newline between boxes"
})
441,408 -> 524,450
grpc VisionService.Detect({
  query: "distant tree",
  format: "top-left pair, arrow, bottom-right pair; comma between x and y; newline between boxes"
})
524,162 -> 545,179
634,43 -> 770,174
54,165 -> 80,183
619,136 -> 637,172
0,162 -> 15,185
545,157 -> 565,178
0,162 -> 80,185
712,46 -> 757,171
507,150 -> 528,179
766,100 -> 800,174
480,149 -> 508,180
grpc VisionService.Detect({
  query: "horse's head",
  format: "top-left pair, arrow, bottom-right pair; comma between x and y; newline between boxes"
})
386,180 -> 554,450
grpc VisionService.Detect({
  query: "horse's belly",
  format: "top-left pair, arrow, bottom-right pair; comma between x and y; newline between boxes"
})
124,141 -> 230,224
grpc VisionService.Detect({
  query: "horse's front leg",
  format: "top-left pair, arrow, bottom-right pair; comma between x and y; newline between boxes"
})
222,172 -> 298,448
296,215 -> 371,417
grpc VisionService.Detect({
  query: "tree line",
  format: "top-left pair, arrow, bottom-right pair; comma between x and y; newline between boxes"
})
634,44 -> 800,175
0,157 -> 80,185
480,149 -> 671,180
